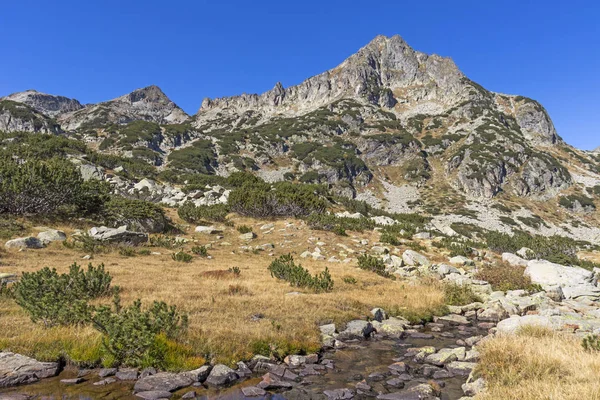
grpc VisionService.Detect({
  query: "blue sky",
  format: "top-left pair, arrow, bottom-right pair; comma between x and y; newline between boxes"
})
1,0 -> 598,149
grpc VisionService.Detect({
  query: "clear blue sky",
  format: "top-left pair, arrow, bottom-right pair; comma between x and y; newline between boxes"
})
1,1 -> 598,149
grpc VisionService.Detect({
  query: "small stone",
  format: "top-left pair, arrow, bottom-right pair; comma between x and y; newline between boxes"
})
116,368 -> 139,380
93,377 -> 116,385
60,378 -> 84,384
99,368 -> 117,378
181,391 -> 196,399
241,386 -> 267,397
323,388 -> 355,399
135,391 -> 173,400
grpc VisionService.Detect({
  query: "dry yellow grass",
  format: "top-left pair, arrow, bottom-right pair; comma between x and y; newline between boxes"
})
476,326 -> 600,400
0,215 -> 445,367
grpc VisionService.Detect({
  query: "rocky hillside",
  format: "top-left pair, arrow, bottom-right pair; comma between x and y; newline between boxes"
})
2,34 -> 600,244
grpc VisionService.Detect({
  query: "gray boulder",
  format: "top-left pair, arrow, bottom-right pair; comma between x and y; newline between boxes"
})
37,229 -> 67,244
502,253 -> 528,267
0,352 -> 59,388
402,250 -> 430,267
5,237 -> 44,249
205,364 -> 239,387
88,226 -> 148,246
134,372 -> 194,393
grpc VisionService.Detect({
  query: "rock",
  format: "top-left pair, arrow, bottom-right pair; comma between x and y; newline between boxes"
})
545,286 -> 565,302
60,378 -> 85,384
402,250 -> 430,267
446,362 -> 477,376
257,372 -> 293,390
323,388 -> 355,399
502,253 -> 528,267
496,315 -> 555,334
134,372 -> 194,393
377,383 -> 438,399
260,223 -> 275,231
412,232 -> 431,240
239,232 -> 257,241
241,386 -> 267,397
99,368 -> 117,378
194,226 -> 223,234
37,230 -> 67,244
373,317 -> 407,337
320,323 -> 336,336
205,364 -> 238,387
0,352 -> 59,388
93,377 -> 117,385
115,368 -> 139,380
449,256 -> 472,266
4,237 -> 44,249
89,226 -> 148,245
338,320 -> 376,339
462,377 -> 486,396
181,391 -> 196,399
425,351 -> 458,366
370,216 -> 396,225
525,260 -> 594,290
135,391 -> 173,400
388,362 -> 407,374
478,303 -> 509,322
436,314 -> 469,325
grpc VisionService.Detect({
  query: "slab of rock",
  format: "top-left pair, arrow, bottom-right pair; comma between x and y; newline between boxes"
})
525,260 -> 594,289
502,253 -> 528,267
135,391 -> 173,400
445,361 -> 477,376
99,368 -> 117,378
241,386 -> 267,397
338,320 -> 376,339
0,352 -> 59,388
37,229 -> 67,244
323,388 -> 355,399
89,226 -> 148,245
257,372 -> 293,390
5,237 -> 44,249
239,232 -> 256,241
377,383 -> 438,399
402,250 -> 430,267
134,372 -> 194,393
205,364 -> 238,387
115,368 -> 139,380
60,378 -> 85,385
194,226 -> 222,234
496,315 -> 554,334
182,366 -> 211,382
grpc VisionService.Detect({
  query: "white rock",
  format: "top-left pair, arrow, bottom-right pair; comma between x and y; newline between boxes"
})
502,253 -> 528,267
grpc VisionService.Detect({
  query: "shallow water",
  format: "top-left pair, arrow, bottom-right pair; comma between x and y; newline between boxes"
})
0,320 -> 486,400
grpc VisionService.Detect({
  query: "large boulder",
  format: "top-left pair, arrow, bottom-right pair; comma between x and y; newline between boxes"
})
134,372 -> 194,393
88,226 -> 148,246
525,260 -> 598,299
0,352 -> 59,388
502,253 -> 528,267
205,364 -> 238,387
5,237 -> 44,249
37,229 -> 67,245
402,250 -> 430,267
496,315 -> 555,334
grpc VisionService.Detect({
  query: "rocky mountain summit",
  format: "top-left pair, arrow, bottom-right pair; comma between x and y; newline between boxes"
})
2,34 -> 600,244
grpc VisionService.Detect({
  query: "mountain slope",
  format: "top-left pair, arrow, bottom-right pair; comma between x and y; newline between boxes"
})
2,90 -> 84,118
59,85 -> 189,130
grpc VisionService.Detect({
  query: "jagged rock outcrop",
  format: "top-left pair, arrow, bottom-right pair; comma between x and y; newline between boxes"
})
0,100 -> 60,133
59,85 -> 189,130
2,89 -> 83,117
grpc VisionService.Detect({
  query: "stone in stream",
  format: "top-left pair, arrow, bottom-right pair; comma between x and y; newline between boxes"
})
376,383 -> 439,399
182,365 -> 211,383
462,377 -> 486,396
385,377 -> 405,388
205,364 -> 239,387
93,377 -> 116,385
115,368 -> 139,380
356,379 -> 372,391
424,351 -> 457,366
338,320 -> 376,339
257,372 -> 293,390
236,361 -> 252,378
436,314 -> 469,325
181,391 -> 197,399
388,362 -> 408,374
241,386 -> 267,397
0,352 -> 59,388
60,378 -> 85,385
140,367 -> 157,379
323,388 -> 355,399
134,372 -> 194,393
408,332 -> 434,339
446,361 -> 477,376
135,391 -> 173,400
99,368 -> 117,377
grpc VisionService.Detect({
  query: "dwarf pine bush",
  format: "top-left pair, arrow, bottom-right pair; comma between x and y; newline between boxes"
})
268,254 -> 333,292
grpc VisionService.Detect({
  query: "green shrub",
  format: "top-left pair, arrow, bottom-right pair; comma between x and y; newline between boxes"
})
92,293 -> 188,368
559,194 -> 596,211
342,276 -> 357,284
171,251 -> 193,263
229,181 -> 327,218
306,213 -> 375,234
380,232 -> 400,246
236,225 -> 252,234
474,263 -> 539,292
191,245 -> 208,257
228,266 -> 241,276
177,202 -> 229,223
167,139 -> 216,173
357,254 -> 395,279
103,197 -> 166,233
582,335 -> 600,352
118,246 -> 137,257
14,263 -> 114,327
0,157 -> 84,215
267,254 -> 333,292
149,235 -> 184,249
444,283 -> 481,306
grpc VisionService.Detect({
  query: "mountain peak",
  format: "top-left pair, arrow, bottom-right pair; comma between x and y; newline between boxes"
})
2,90 -> 83,118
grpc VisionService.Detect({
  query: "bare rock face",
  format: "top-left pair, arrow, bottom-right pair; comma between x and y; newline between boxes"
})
2,89 -> 83,118
0,100 -> 60,133
59,85 -> 189,130
0,352 -> 59,388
